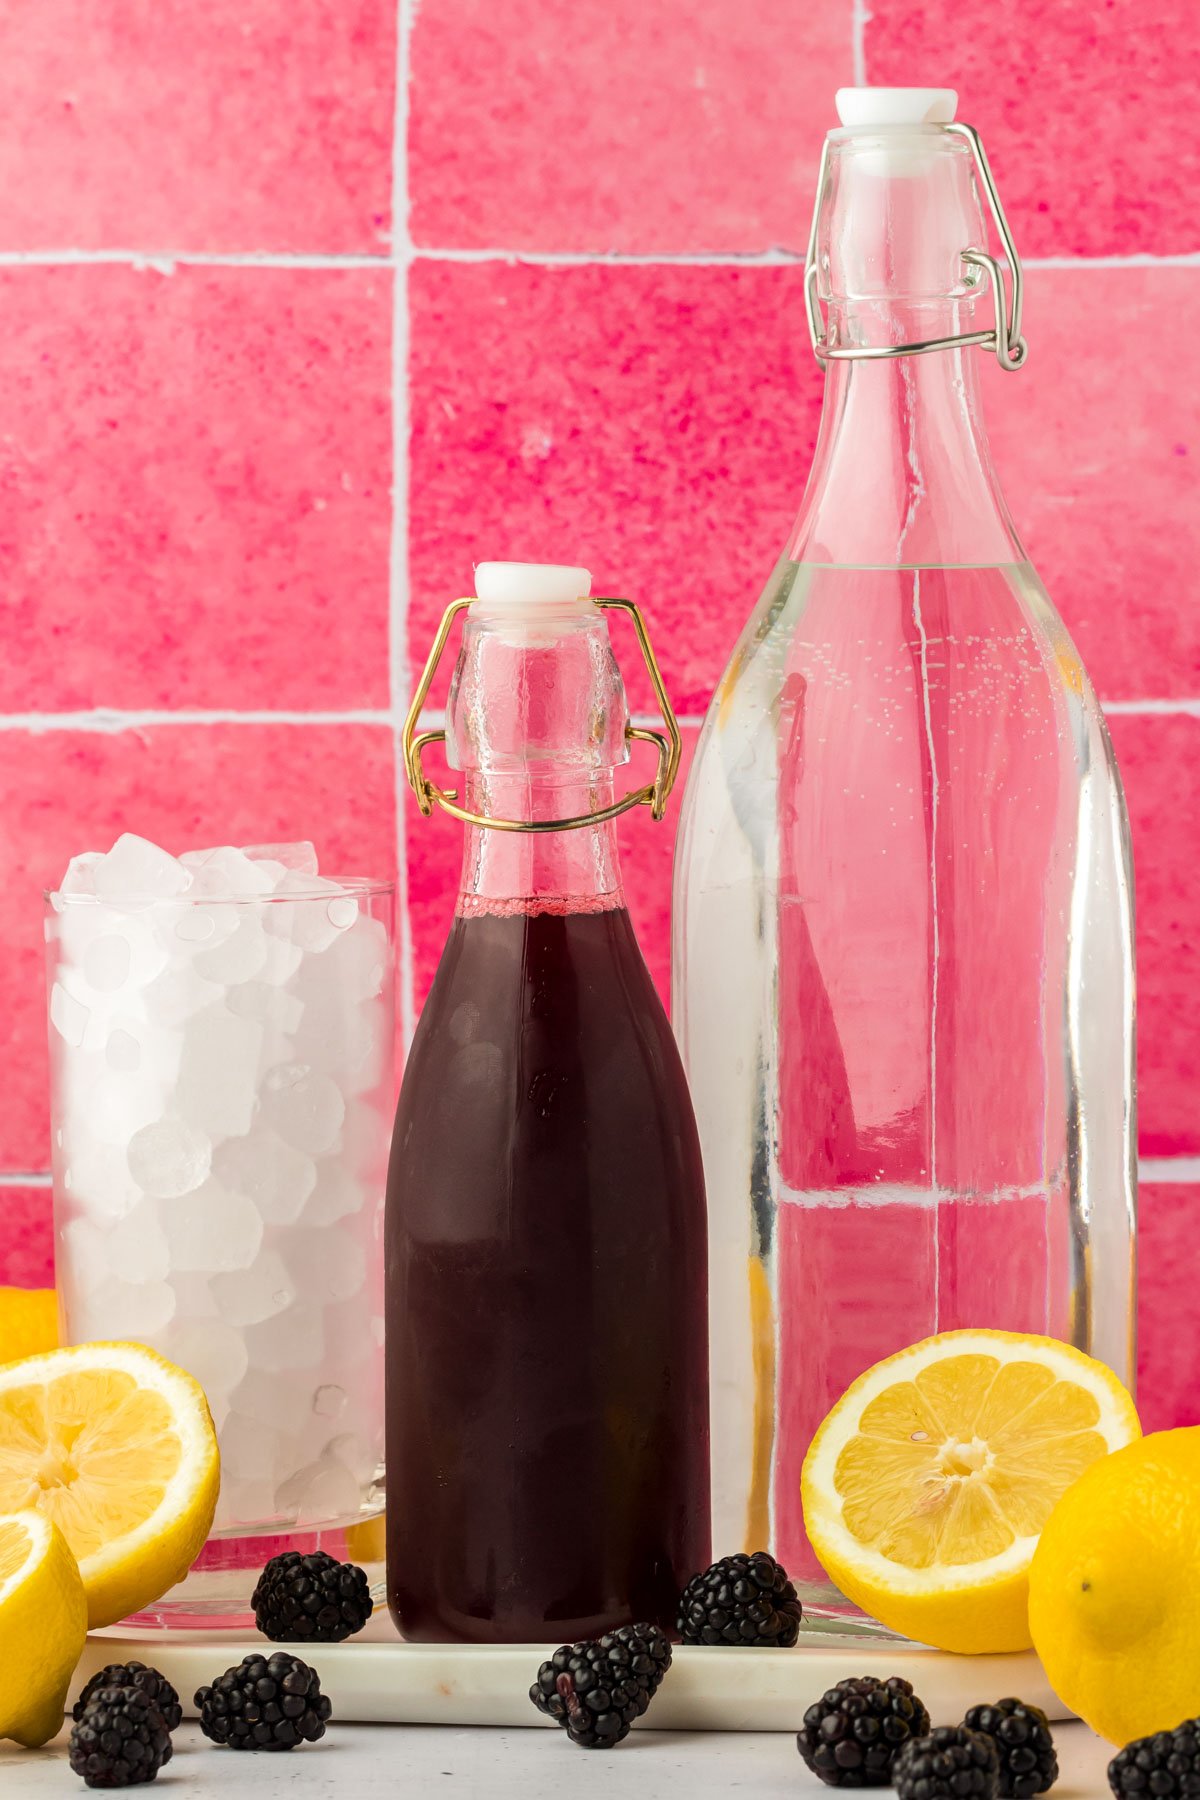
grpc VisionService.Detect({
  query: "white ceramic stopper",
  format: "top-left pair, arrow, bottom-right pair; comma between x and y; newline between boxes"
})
473,562 -> 592,605
835,88 -> 958,128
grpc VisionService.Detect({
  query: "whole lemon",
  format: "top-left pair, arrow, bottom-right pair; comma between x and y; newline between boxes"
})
1029,1427 -> 1200,1745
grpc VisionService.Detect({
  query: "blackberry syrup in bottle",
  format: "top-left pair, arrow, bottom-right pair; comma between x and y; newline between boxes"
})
387,561 -> 710,1643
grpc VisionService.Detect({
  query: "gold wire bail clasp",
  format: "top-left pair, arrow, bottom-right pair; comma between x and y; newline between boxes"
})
402,597 -> 684,834
803,120 -> 1028,373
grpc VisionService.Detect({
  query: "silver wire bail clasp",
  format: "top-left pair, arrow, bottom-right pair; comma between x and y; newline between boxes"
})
803,121 -> 1028,374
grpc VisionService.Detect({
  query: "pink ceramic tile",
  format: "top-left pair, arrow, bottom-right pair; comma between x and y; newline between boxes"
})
0,265 -> 392,714
1107,714 -> 1200,1157
0,1 -> 394,252
865,0 -> 1199,257
0,723 -> 397,1173
408,260 -> 821,716
405,730 -> 698,1020
984,267 -> 1200,702
409,0 -> 852,252
0,1187 -> 54,1287
1138,1182 -> 1200,1432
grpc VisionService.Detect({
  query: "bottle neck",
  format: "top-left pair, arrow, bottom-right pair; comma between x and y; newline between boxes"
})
455,773 -> 625,917
792,128 -> 1025,569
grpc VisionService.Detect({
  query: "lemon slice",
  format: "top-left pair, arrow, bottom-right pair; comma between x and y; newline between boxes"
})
801,1329 -> 1141,1653
0,1508 -> 87,1746
0,1288 -> 58,1365
0,1341 -> 220,1629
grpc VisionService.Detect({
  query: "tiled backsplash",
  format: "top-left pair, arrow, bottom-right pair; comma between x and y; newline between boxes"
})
0,0 -> 1195,1430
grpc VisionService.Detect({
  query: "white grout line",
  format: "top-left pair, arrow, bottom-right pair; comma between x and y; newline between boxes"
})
1105,699 -> 1200,717
0,244 -> 1196,273
1139,1159 -> 1200,1183
392,0 -> 417,1054
6,1161 -> 1198,1189
0,708 -> 395,733
0,249 -> 394,271
851,0 -> 870,87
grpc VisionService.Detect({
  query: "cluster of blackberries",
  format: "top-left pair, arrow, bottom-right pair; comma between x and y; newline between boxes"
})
68,1548 -> 370,1786
798,1684 -> 1059,1798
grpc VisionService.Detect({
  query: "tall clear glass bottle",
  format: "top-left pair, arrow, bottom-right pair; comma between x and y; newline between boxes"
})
672,89 -> 1135,1613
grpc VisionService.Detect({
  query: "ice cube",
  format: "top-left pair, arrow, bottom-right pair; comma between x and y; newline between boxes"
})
170,1273 -> 218,1319
274,1456 -> 362,1527
244,842 -> 319,876
141,962 -> 224,1027
291,992 -> 389,1096
320,916 -> 390,1002
285,1229 -> 366,1304
321,1431 -> 379,1487
165,1318 -> 248,1400
261,1064 -> 345,1156
86,1067 -> 173,1149
106,1200 -> 170,1284
105,1028 -> 141,1073
225,980 -> 303,1036
230,1367 -> 312,1435
159,1178 -> 262,1272
218,1412 -> 297,1484
185,847 -> 278,900
193,914 -> 267,985
216,1478 -> 281,1530
259,933 -> 304,987
211,1252 -> 296,1328
83,933 -> 132,993
212,1128 -> 316,1226
175,1007 -> 263,1140
63,1138 -> 143,1220
302,1163 -> 365,1227
127,1118 -> 212,1199
59,1216 -> 110,1288
312,1384 -> 347,1420
56,850 -> 103,898
337,1098 -> 388,1179
50,982 -> 89,1048
75,1276 -> 176,1339
94,834 -> 191,903
321,1296 -> 377,1368
266,873 -> 357,955
244,1302 -> 324,1374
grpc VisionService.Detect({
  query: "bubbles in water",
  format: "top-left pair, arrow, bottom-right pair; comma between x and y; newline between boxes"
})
128,1119 -> 212,1199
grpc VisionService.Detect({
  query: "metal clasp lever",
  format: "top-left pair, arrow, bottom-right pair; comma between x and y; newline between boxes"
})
803,121 -> 1028,373
402,598 -> 684,834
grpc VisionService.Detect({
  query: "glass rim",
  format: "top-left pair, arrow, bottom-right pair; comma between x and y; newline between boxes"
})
44,874 -> 397,907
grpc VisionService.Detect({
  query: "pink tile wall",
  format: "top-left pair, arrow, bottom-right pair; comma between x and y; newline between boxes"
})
0,0 -> 1197,1429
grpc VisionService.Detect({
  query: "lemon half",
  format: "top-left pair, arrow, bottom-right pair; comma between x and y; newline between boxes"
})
0,1341 -> 220,1628
802,1329 -> 1141,1653
0,1508 -> 87,1746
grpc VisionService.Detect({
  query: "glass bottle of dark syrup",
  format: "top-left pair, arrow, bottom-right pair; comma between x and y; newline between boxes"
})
387,561 -> 711,1643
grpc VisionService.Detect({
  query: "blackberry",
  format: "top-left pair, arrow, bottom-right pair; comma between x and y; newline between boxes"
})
965,1699 -> 1059,1798
73,1663 -> 182,1732
68,1683 -> 173,1788
252,1549 -> 373,1643
1108,1719 -> 1200,1799
194,1651 -> 332,1752
529,1622 -> 672,1749
677,1550 -> 803,1647
894,1725 -> 1001,1800
798,1675 -> 932,1787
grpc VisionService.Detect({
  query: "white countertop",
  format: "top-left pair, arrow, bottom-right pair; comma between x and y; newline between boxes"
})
4,1717 -> 1115,1797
